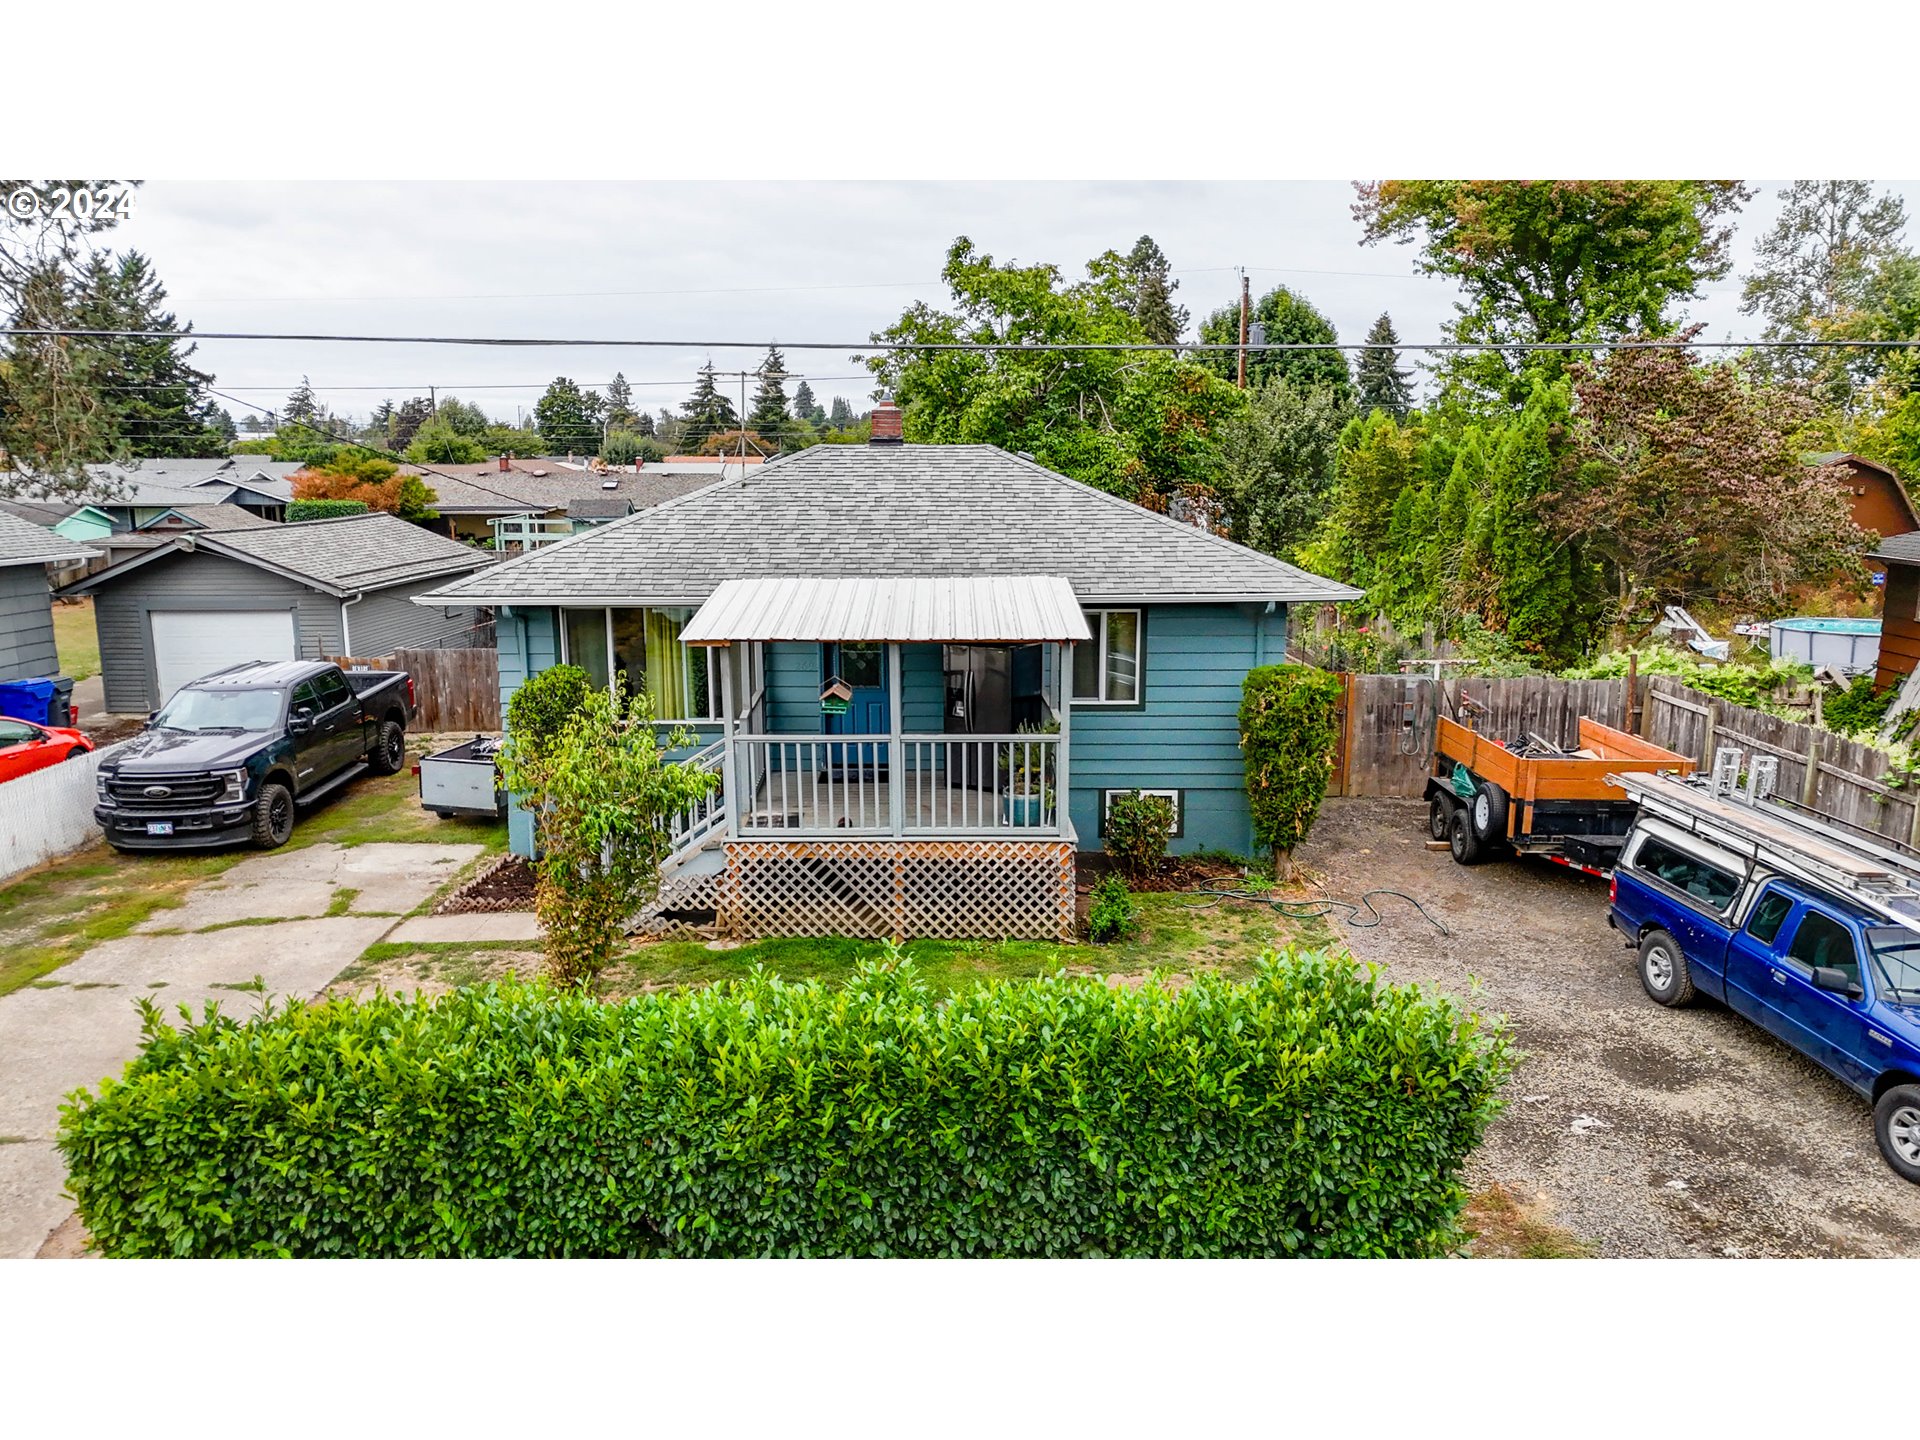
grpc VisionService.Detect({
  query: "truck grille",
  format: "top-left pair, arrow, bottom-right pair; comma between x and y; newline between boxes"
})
107,775 -> 226,809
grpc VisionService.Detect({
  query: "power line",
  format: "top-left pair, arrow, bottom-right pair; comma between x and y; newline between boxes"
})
9,327 -> 1919,353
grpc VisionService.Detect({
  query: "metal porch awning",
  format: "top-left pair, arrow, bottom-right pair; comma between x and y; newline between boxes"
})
679,575 -> 1091,646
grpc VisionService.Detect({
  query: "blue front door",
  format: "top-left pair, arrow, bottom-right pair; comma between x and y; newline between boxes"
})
823,643 -> 888,736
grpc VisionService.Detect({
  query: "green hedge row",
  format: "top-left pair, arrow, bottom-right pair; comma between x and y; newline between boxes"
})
286,498 -> 369,522
59,953 -> 1511,1257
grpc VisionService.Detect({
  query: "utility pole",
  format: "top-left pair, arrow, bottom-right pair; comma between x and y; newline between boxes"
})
429,385 -> 437,414
1236,270 -> 1250,390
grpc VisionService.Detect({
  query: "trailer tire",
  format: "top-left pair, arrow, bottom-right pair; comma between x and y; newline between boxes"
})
1428,794 -> 1453,840
1873,1084 -> 1920,1184
1448,808 -> 1484,865
1470,781 -> 1510,845
1638,928 -> 1695,1007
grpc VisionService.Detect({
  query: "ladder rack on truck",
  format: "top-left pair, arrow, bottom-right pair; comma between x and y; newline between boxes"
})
1426,714 -> 1694,874
1609,767 -> 1920,932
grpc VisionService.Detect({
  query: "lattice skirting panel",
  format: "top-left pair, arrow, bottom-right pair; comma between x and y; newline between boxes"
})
722,839 -> 1076,942
633,863 -> 724,935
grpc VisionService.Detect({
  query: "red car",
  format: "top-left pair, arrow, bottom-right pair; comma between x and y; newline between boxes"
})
0,715 -> 94,783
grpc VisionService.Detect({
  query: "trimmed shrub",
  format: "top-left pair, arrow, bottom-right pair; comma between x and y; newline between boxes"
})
286,498 -> 369,523
58,955 -> 1512,1258
1104,790 -> 1174,881
1240,663 -> 1345,875
505,663 -> 590,757
1086,873 -> 1138,942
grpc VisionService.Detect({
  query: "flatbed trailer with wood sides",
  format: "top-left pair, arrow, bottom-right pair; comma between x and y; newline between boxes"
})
1424,715 -> 1695,875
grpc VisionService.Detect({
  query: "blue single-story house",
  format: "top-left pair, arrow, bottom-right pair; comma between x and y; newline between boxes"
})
415,414 -> 1358,940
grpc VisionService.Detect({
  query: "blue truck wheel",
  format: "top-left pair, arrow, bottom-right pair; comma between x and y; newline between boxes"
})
1875,1085 -> 1920,1184
1638,928 -> 1695,1007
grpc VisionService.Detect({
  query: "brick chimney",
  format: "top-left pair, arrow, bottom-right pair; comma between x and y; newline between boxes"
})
869,399 -> 904,445
497,454 -> 510,472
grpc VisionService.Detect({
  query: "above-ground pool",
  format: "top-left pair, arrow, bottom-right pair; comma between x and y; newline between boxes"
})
1769,616 -> 1881,675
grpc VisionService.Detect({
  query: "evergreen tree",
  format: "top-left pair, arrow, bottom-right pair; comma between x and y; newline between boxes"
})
390,397 -> 433,449
679,361 -> 739,452
282,376 -> 321,426
65,252 -> 227,457
633,410 -> 656,438
792,379 -> 827,426
1123,235 -> 1188,344
748,347 -> 792,447
1312,410 -> 1422,590
828,396 -> 853,427
209,406 -> 237,443
606,371 -> 639,427
1354,312 -> 1415,418
534,376 -> 608,453
1196,285 -> 1351,402
1485,382 -> 1591,663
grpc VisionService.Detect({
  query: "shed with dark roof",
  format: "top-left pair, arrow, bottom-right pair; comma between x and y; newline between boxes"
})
59,512 -> 494,711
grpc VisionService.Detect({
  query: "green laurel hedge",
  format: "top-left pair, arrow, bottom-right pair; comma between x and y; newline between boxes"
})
285,498 -> 370,522
58,953 -> 1511,1258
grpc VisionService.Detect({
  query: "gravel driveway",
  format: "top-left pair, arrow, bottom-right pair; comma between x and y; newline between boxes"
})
1298,797 -> 1920,1258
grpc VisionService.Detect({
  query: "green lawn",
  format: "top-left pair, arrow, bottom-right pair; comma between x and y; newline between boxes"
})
0,763 -> 505,997
327,887 -> 1339,1003
51,599 -> 99,682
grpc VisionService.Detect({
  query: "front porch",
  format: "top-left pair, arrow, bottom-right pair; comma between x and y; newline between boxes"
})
658,576 -> 1087,941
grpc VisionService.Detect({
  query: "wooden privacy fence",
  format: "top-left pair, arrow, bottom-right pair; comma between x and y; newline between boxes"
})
1641,675 -> 1920,850
1333,673 -> 1633,798
331,647 -> 500,732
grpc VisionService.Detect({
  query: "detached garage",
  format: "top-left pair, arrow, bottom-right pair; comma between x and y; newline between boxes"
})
60,511 -> 493,712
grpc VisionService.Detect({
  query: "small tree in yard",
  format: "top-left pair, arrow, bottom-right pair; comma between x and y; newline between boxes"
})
1104,790 -> 1175,882
499,677 -> 718,987
1240,664 -> 1344,879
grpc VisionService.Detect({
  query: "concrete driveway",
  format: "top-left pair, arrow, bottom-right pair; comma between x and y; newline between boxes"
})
0,840 -> 485,1258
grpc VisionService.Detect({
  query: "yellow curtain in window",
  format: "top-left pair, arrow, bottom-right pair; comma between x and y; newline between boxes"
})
645,608 -> 689,718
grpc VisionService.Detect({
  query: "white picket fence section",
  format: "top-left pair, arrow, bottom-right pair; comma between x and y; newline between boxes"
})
0,741 -> 126,882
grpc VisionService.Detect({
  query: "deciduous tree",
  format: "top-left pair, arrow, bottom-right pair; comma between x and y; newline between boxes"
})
1211,376 -> 1344,560
293,453 -> 439,522
1355,180 -> 1752,406
534,376 -> 607,454
1196,285 -> 1351,402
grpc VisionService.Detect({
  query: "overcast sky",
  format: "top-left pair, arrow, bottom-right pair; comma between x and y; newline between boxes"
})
105,180 -> 1920,429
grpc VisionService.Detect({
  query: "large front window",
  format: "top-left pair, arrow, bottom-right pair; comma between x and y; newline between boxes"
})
560,606 -> 718,721
1072,609 -> 1141,705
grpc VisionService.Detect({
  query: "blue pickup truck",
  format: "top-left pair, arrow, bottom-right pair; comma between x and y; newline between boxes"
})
1609,809 -> 1920,1183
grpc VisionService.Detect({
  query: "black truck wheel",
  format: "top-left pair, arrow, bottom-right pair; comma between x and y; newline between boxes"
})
1428,794 -> 1453,840
1470,781 -> 1510,845
1638,928 -> 1695,1007
1874,1084 -> 1920,1184
368,719 -> 406,776
1448,807 -> 1483,865
250,781 -> 295,849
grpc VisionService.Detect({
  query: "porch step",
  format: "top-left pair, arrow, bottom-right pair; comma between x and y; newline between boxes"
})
670,845 -> 727,878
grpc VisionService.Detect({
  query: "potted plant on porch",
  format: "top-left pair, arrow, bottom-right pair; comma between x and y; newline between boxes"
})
999,720 -> 1057,827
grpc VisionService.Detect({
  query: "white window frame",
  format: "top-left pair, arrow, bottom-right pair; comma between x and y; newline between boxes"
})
557,605 -> 723,723
1099,787 -> 1184,837
1073,608 -> 1143,706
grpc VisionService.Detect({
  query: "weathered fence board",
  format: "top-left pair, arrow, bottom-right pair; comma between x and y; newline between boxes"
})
1642,675 -> 1920,850
1337,674 -> 1631,797
331,647 -> 500,732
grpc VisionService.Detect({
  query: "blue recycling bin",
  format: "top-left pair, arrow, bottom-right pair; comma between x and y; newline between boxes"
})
0,677 -> 57,724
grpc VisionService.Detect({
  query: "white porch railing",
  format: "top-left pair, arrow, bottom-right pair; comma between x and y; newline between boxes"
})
663,739 -> 728,863
489,514 -> 575,552
728,732 -> 1062,837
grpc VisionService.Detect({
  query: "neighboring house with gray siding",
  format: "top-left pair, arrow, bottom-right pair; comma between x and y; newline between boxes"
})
60,512 -> 493,712
0,513 -> 97,685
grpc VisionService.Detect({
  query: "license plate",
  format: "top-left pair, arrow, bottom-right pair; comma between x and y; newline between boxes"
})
145,822 -> 174,836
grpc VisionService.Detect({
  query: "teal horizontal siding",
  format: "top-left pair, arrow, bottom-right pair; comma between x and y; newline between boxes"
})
1068,602 -> 1286,856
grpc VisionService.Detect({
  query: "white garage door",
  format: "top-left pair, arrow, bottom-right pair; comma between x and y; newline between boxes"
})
150,609 -> 298,702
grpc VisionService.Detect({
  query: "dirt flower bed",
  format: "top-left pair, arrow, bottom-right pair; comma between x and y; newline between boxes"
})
434,854 -> 536,914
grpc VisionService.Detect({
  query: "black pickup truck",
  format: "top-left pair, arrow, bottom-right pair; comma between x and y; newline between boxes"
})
94,660 -> 415,851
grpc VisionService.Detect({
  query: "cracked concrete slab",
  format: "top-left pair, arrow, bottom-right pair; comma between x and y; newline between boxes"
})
384,912 -> 542,944
136,842 -> 483,931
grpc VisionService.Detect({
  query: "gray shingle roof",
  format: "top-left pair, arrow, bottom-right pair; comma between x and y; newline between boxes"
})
1868,531 -> 1920,566
417,444 -> 1361,607
401,462 -> 717,516
210,512 -> 492,592
0,511 -> 97,568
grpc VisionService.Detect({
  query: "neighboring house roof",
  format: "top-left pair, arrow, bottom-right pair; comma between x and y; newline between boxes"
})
0,499 -> 80,529
417,444 -> 1363,608
682,575 -> 1094,645
0,511 -> 98,569
1868,531 -> 1920,566
135,506 -> 281,533
399,462 -> 716,517
565,495 -> 635,521
59,512 -> 491,599
1808,451 -> 1900,478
